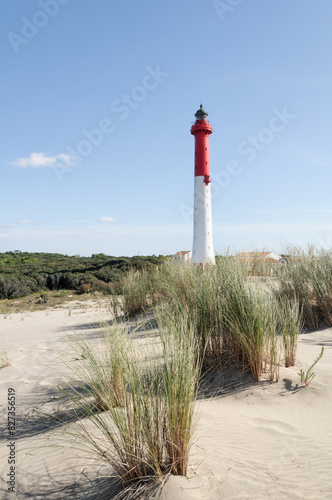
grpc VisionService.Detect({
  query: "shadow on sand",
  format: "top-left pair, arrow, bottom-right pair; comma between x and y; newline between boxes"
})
198,367 -> 271,400
59,310 -> 159,341
4,468 -> 161,500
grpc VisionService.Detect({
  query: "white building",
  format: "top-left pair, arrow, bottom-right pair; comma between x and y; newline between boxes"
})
173,251 -> 192,263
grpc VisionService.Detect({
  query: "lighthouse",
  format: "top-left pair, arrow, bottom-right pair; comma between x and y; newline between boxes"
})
191,104 -> 215,265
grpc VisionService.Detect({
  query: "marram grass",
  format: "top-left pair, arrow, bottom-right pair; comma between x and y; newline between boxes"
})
59,314 -> 202,485
114,255 -> 308,381
277,246 -> 332,328
156,258 -> 289,381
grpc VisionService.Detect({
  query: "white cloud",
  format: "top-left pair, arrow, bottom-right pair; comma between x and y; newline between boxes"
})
99,216 -> 117,223
10,152 -> 76,168
17,220 -> 40,225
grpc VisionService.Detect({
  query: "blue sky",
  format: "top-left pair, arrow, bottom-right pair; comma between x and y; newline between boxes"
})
1,0 -> 332,256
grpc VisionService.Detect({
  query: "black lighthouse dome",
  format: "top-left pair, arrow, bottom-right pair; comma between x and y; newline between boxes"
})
195,104 -> 208,120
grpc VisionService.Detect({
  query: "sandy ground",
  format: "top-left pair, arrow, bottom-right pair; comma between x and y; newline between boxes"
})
0,304 -> 331,499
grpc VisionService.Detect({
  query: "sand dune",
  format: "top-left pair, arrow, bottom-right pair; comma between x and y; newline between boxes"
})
1,306 -> 331,499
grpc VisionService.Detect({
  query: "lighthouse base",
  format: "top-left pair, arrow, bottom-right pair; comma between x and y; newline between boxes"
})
192,176 -> 215,265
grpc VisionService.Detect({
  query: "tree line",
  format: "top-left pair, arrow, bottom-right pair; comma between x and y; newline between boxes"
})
0,251 -> 166,300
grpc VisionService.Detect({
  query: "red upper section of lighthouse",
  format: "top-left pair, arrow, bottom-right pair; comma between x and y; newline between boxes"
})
191,105 -> 213,179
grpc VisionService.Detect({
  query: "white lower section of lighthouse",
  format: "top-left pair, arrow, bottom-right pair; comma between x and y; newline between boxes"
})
192,176 -> 215,265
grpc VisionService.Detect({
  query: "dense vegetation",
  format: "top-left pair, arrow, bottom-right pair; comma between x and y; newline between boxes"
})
0,251 -> 166,299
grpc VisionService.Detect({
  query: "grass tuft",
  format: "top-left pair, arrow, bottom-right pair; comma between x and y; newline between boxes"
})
59,313 -> 201,485
0,344 -> 11,368
276,294 -> 302,367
